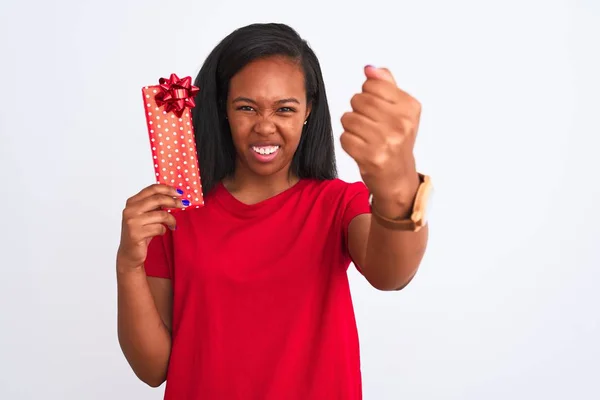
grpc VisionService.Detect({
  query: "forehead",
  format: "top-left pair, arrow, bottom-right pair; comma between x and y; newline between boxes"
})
228,56 -> 306,100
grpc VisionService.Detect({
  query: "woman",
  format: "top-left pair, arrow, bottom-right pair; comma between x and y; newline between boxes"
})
117,22 -> 431,399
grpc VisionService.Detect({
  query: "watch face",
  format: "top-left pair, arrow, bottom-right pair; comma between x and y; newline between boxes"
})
414,179 -> 433,227
422,187 -> 433,224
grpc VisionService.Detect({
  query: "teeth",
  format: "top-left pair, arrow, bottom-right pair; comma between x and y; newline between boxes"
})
252,145 -> 279,155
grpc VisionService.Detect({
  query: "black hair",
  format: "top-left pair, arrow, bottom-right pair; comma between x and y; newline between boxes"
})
192,23 -> 338,196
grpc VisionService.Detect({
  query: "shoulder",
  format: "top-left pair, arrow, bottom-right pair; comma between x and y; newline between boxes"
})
303,177 -> 368,198
299,178 -> 370,216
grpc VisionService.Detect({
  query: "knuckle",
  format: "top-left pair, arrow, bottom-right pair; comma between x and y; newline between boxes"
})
339,132 -> 351,150
388,137 -> 405,153
372,152 -> 389,169
148,183 -> 165,195
362,95 -> 380,111
124,216 -> 136,229
391,117 -> 408,134
350,93 -> 361,109
400,118 -> 414,134
340,112 -> 353,126
340,131 -> 348,144
162,211 -> 173,222
362,79 -> 383,94
340,114 -> 348,127
408,97 -> 422,113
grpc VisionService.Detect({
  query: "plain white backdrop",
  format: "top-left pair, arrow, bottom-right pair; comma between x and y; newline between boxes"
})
1,0 -> 599,399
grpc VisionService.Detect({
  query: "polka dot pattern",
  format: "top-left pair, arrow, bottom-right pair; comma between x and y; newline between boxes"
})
142,85 -> 204,210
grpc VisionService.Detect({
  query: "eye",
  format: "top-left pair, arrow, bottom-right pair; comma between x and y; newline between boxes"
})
278,107 -> 295,113
236,106 -> 255,112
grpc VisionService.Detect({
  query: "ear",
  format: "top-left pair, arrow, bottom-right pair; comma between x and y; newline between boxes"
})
304,102 -> 312,121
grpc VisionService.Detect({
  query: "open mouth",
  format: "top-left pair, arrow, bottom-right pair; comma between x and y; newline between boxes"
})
251,145 -> 280,162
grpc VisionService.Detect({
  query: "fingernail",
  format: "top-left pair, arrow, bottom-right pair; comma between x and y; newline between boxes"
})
182,199 -> 190,206
177,188 -> 184,195
366,64 -> 376,68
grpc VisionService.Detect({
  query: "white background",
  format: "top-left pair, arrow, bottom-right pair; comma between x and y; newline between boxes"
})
1,0 -> 599,399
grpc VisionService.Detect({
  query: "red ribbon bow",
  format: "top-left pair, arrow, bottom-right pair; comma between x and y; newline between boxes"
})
155,73 -> 200,117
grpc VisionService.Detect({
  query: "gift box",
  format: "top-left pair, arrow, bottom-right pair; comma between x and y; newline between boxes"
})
142,73 -> 204,210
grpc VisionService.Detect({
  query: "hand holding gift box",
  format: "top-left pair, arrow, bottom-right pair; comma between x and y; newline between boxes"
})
142,74 -> 204,210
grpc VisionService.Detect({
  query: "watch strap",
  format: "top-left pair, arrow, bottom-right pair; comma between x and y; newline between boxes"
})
369,173 -> 429,232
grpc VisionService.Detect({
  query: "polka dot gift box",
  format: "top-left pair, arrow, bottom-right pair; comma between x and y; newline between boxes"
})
142,73 -> 204,211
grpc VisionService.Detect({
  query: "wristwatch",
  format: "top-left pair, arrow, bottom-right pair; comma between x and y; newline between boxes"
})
369,173 -> 433,232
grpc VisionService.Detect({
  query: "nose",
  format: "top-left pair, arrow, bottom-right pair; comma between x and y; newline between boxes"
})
253,118 -> 277,136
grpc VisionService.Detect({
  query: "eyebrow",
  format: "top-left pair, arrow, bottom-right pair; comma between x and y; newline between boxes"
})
232,96 -> 300,105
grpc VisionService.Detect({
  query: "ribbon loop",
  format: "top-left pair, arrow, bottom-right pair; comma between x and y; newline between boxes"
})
155,73 -> 200,117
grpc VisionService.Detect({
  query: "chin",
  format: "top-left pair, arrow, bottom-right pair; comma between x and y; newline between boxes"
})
248,160 -> 289,178
243,147 -> 292,177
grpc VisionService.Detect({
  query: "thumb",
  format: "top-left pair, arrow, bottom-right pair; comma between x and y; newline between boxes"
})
364,65 -> 396,85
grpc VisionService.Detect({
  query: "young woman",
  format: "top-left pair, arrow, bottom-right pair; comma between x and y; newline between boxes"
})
117,22 -> 431,400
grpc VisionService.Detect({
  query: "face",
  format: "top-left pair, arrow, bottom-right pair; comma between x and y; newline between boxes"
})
226,56 -> 311,180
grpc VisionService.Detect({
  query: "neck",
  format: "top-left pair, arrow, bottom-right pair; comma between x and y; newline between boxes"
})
223,163 -> 299,204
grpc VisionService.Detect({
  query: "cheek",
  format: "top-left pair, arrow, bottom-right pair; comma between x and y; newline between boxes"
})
228,119 -> 252,145
280,130 -> 304,160
280,121 -> 303,143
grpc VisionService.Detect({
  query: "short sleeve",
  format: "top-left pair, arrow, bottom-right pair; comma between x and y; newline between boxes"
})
144,231 -> 174,279
341,181 -> 371,247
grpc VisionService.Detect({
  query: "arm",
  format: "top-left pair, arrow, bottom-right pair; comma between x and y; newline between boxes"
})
116,183 -> 184,387
349,214 -> 428,291
340,66 -> 430,292
117,265 -> 173,387
348,177 -> 428,291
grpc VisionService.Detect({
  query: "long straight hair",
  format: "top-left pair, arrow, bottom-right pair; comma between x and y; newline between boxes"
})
192,23 -> 338,196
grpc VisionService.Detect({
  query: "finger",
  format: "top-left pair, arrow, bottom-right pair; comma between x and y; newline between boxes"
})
139,210 -> 178,231
132,193 -> 188,215
340,130 -> 368,164
138,224 -> 169,241
124,216 -> 168,243
364,65 -> 397,86
340,112 -> 379,143
350,92 -> 397,122
127,184 -> 183,206
361,79 -> 401,104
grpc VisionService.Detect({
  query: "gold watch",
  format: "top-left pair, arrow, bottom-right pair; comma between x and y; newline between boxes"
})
369,173 -> 433,232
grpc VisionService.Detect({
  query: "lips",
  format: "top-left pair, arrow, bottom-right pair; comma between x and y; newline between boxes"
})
250,144 -> 280,162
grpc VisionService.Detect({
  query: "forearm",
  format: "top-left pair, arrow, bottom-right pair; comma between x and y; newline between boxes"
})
362,173 -> 428,291
117,265 -> 171,387
363,220 -> 428,291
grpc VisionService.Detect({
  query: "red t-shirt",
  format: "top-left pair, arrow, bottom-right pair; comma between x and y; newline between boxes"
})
144,177 -> 371,399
